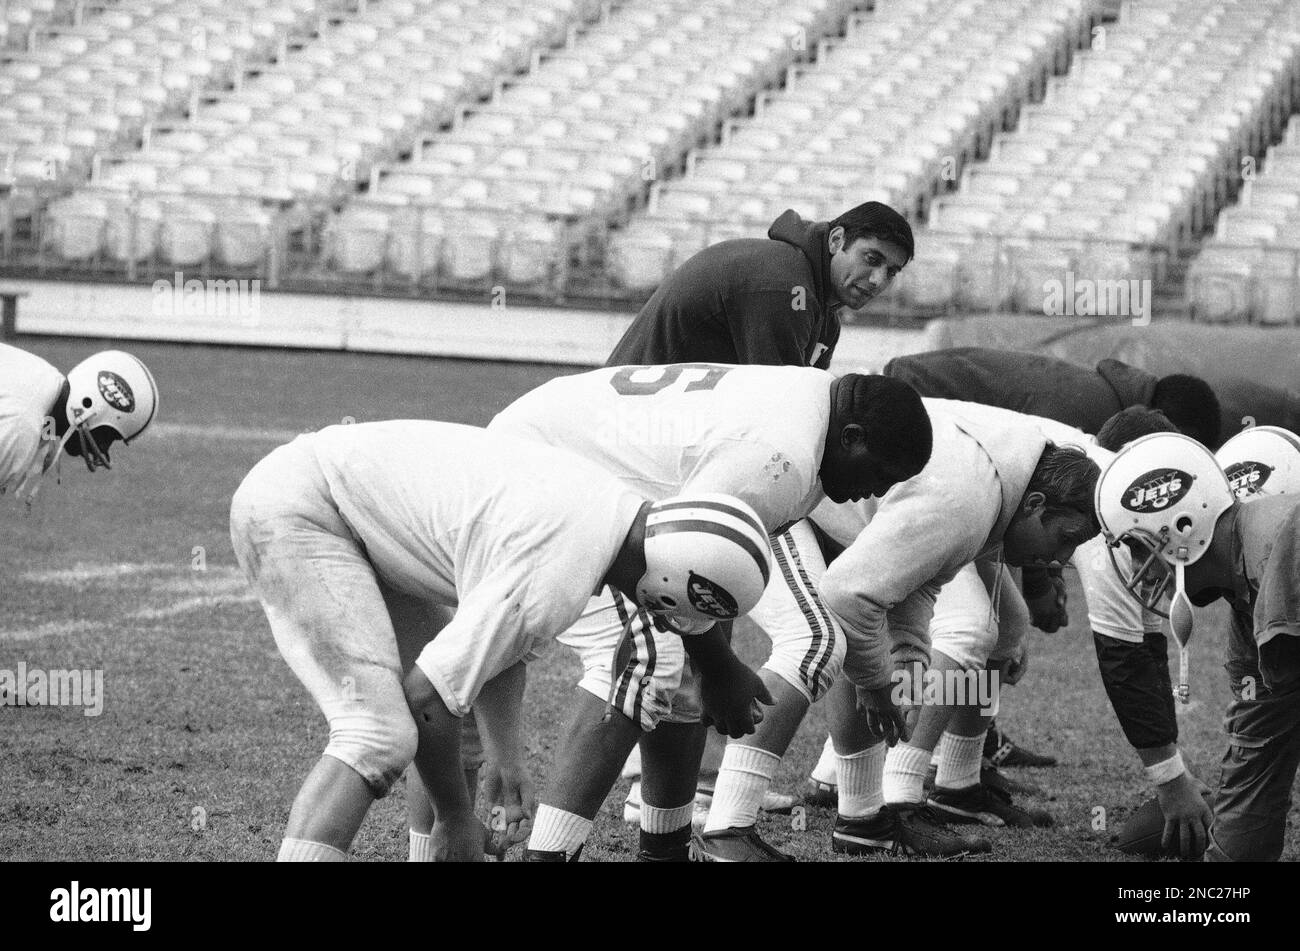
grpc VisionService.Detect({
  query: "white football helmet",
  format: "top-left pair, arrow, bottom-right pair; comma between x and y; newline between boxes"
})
636,493 -> 772,630
1215,425 -> 1300,500
61,350 -> 159,470
1094,432 -> 1234,619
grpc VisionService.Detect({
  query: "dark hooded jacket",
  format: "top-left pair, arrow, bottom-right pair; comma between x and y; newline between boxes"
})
605,210 -> 842,369
882,347 -> 1158,435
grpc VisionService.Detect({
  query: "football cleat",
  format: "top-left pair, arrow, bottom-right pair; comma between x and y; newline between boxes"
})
928,783 -> 1053,828
831,804 -> 993,857
984,724 -> 1058,768
693,825 -> 794,862
981,758 -> 1042,797
804,778 -> 838,809
524,844 -> 583,862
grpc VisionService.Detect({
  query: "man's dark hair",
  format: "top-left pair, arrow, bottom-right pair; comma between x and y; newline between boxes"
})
1095,406 -> 1178,452
833,374 -> 932,477
829,201 -> 914,263
1151,374 -> 1221,448
1027,443 -> 1101,536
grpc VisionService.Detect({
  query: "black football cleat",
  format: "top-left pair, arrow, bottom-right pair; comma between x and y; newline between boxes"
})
984,723 -> 1058,768
693,825 -> 794,862
929,783 -> 1053,828
832,804 -> 993,858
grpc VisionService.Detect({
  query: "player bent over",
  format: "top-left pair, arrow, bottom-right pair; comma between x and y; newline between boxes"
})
700,399 -> 1102,859
485,363 -> 933,861
1,343 -> 158,501
1097,430 -> 1300,861
230,420 -> 772,861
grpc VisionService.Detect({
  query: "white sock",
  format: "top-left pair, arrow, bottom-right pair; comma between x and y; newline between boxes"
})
409,829 -> 434,862
810,735 -> 838,786
883,743 -> 931,805
277,837 -> 347,862
935,730 -> 986,790
836,742 -> 886,818
528,805 -> 592,857
640,800 -> 695,834
703,744 -> 781,833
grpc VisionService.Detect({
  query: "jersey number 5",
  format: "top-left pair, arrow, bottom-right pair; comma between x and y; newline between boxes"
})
608,364 -> 733,396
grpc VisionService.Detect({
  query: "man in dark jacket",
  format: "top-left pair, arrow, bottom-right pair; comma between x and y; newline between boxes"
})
884,348 -> 1223,448
608,202 -> 915,370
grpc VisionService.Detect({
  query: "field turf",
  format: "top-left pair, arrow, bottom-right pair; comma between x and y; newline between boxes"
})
2,336 -> 1294,862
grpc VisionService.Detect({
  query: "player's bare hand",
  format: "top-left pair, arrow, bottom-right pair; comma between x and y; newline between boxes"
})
482,763 -> 536,859
699,661 -> 774,738
855,684 -> 911,747
430,813 -> 490,862
1001,644 -> 1029,686
1156,772 -> 1212,860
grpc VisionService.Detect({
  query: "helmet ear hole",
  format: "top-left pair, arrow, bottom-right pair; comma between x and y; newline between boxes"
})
81,397 -> 93,409
1175,515 -> 1193,533
660,596 -> 677,608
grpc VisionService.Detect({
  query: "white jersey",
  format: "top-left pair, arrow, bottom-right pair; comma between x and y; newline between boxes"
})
303,421 -> 644,714
0,344 -> 65,497
490,363 -> 830,531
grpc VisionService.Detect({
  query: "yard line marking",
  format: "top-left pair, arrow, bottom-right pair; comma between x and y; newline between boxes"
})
3,563 -> 257,641
151,422 -> 306,443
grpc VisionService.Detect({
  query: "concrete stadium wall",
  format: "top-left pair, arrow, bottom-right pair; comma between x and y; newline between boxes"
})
0,277 -> 936,371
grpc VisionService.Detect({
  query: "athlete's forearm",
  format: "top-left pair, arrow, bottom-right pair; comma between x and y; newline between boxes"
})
474,662 -> 527,771
681,624 -> 740,678
404,667 -> 474,819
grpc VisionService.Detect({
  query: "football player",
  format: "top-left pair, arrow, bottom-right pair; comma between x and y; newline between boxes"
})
800,408 -> 1203,844
1,343 -> 158,501
1096,431 -> 1300,861
700,399 -> 1102,859
230,420 -> 774,861
876,346 -> 1222,768
484,363 -> 932,861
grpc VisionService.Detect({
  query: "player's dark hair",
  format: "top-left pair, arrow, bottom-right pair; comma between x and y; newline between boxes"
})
1151,374 -> 1221,449
829,201 -> 914,263
1095,406 -> 1177,451
833,373 -> 932,477
1027,443 -> 1101,537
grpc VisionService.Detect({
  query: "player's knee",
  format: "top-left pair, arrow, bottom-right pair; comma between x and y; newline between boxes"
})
328,711 -> 418,797
766,624 -> 843,703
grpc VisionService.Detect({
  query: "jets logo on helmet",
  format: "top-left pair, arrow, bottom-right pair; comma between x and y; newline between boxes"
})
97,371 -> 135,413
687,571 -> 738,619
1224,461 -> 1271,498
637,493 -> 772,628
1215,426 -> 1300,500
1121,468 -> 1193,512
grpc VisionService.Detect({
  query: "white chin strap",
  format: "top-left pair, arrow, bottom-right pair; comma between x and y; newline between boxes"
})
1169,561 -> 1195,704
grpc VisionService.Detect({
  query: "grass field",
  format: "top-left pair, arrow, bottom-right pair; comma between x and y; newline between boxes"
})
2,336 -> 1295,862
